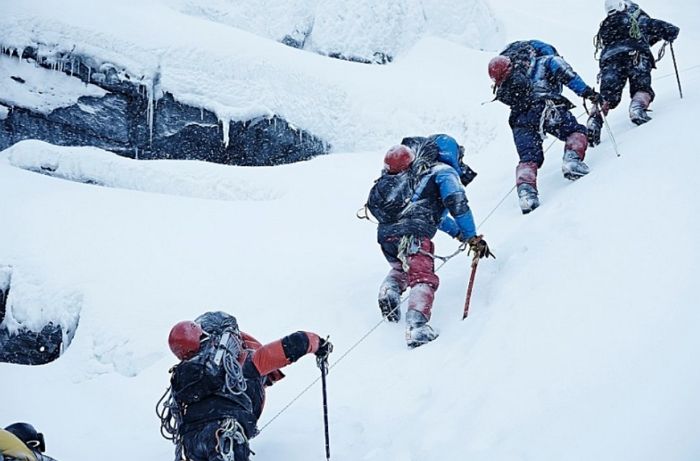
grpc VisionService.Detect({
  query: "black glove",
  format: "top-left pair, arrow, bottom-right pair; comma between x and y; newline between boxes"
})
315,337 -> 333,360
582,87 -> 602,105
669,27 -> 680,43
467,235 -> 495,260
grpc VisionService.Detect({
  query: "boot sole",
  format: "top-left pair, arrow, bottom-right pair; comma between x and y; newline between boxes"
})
520,201 -> 540,214
563,172 -> 587,181
407,334 -> 439,349
631,117 -> 651,126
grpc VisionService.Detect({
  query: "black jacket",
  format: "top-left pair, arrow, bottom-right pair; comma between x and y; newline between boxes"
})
597,6 -> 679,65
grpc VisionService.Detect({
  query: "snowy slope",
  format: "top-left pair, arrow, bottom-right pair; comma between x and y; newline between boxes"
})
1,0 -> 700,460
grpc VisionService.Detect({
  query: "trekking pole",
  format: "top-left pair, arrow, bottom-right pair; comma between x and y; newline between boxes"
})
319,359 -> 331,461
598,103 -> 620,158
670,42 -> 683,99
462,255 -> 479,320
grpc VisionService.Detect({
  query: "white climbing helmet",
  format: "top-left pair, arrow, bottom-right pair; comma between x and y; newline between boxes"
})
605,0 -> 629,13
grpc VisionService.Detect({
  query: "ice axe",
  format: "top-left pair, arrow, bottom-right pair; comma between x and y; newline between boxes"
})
317,349 -> 331,460
462,254 -> 480,320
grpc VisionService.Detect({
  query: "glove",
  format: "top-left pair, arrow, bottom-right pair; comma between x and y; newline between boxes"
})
582,87 -> 602,105
669,27 -> 680,43
467,235 -> 495,260
315,336 -> 333,360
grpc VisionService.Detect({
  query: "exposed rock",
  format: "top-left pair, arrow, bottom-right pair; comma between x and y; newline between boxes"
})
0,323 -> 64,366
0,265 -> 80,366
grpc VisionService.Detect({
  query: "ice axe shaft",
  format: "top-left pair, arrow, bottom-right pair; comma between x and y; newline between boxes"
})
462,257 -> 479,320
320,360 -> 331,461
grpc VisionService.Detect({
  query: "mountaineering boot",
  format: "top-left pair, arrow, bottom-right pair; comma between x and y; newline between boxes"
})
378,289 -> 401,322
378,266 -> 406,322
515,162 -> 540,214
586,113 -> 603,147
562,150 -> 590,180
517,184 -> 540,214
562,132 -> 590,181
629,91 -> 652,125
406,324 -> 439,349
405,309 -> 438,349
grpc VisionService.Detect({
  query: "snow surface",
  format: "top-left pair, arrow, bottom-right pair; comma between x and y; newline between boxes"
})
163,0 -> 503,60
6,141 -> 286,202
1,0 -> 700,460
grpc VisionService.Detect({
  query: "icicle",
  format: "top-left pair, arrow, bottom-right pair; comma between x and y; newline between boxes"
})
200,107 -> 204,121
87,66 -> 92,83
221,117 -> 230,148
146,82 -> 155,147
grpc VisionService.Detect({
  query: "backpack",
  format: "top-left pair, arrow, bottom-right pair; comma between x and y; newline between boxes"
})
170,326 -> 251,410
495,40 -> 558,109
366,137 -> 438,224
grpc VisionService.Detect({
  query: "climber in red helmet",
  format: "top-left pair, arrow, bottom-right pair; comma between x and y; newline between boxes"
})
160,311 -> 332,461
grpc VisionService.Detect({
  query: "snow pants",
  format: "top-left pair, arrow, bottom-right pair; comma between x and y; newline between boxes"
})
510,101 -> 588,167
510,101 -> 588,189
599,52 -> 655,110
182,420 -> 251,461
380,236 -> 439,323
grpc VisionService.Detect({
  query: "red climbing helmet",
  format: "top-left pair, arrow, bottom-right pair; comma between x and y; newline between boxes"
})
383,145 -> 415,174
168,320 -> 204,360
488,56 -> 512,86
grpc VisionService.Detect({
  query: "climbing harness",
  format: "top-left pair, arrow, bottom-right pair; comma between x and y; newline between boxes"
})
216,419 -> 248,461
538,100 -> 561,140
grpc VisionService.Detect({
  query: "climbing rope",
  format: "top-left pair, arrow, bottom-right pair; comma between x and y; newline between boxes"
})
259,236 -> 469,433
261,109 -> 602,432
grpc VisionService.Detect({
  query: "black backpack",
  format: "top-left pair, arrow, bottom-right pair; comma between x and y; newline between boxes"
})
495,41 -> 560,109
495,42 -> 538,108
170,326 -> 251,410
366,137 -> 438,224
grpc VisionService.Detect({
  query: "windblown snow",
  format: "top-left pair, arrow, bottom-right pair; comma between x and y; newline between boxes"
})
1,0 -> 700,460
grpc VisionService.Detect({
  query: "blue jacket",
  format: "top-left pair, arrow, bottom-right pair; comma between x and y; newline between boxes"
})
529,55 -> 590,102
377,135 -> 476,242
496,48 -> 592,114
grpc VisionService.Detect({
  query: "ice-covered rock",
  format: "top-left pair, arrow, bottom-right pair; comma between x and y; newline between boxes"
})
0,265 -> 81,366
0,53 -> 328,165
